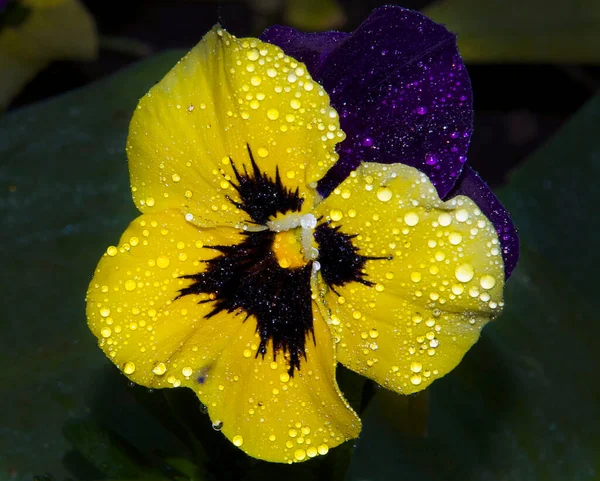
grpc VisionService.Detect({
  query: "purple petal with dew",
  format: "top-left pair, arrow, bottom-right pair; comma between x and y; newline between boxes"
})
262,6 -> 473,198
261,26 -> 348,77
445,166 -> 519,279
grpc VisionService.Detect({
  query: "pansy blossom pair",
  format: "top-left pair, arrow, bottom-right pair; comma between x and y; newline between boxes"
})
86,7 -> 518,464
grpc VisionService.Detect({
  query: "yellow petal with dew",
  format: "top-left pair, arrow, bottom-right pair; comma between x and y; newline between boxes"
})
86,210 -> 246,387
314,162 -> 505,394
127,26 -> 343,228
86,210 -> 359,462
197,302 -> 360,463
0,0 -> 97,109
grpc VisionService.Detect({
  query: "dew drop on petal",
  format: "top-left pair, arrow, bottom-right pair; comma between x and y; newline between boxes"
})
404,212 -> 419,226
212,420 -> 223,431
455,263 -> 475,283
329,209 -> 343,222
157,256 -> 170,268
233,435 -> 244,446
294,449 -> 306,461
455,209 -> 469,222
152,362 -> 167,375
480,274 -> 497,290
376,187 -> 393,202
123,362 -> 136,375
438,213 -> 452,227
410,361 -> 423,373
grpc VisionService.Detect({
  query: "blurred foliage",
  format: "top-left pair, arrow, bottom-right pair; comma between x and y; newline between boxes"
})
283,0 -> 346,31
0,0 -> 97,110
424,0 -> 600,63
1,8 -> 600,481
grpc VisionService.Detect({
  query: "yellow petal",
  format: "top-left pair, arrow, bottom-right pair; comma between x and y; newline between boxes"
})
127,26 -> 343,228
86,210 -> 360,462
0,0 -> 97,109
86,210 -> 246,386
197,302 -> 360,463
314,163 -> 504,394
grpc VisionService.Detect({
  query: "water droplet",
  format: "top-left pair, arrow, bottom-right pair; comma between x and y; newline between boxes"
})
290,99 -> 301,110
257,147 -> 269,158
404,212 -> 419,226
362,137 -> 374,147
146,197 -> 155,207
212,420 -> 223,431
182,366 -> 193,377
157,256 -> 170,269
329,209 -> 343,222
233,435 -> 244,446
123,362 -> 136,375
318,444 -> 329,455
411,272 -> 422,283
376,187 -> 393,202
307,446 -> 318,458
449,232 -> 463,245
294,449 -> 306,461
243,349 -> 252,358
246,49 -> 259,61
100,307 -> 111,318
455,263 -> 474,283
425,153 -> 438,165
267,108 -> 279,120
100,327 -> 112,338
152,362 -> 167,375
416,106 -> 428,115
455,209 -> 469,222
480,274 -> 496,290
410,361 -> 423,373
106,246 -> 118,256
124,280 -> 136,291
410,374 -> 422,385
280,373 -> 290,383
438,213 -> 452,227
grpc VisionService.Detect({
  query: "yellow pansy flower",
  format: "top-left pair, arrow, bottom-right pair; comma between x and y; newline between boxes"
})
86,26 -> 504,463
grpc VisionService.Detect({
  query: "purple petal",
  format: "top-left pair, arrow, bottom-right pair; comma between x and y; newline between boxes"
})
261,26 -> 348,77
445,166 -> 519,279
262,6 -> 473,198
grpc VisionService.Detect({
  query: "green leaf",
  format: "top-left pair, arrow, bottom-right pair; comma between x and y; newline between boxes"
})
0,50 -> 188,481
347,94 -> 600,480
423,0 -> 600,63
62,419 -> 146,477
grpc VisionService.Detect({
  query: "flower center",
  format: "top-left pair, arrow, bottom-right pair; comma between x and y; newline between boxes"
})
267,213 -> 319,268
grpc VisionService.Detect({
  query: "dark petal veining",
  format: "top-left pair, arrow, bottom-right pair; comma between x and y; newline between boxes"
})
261,5 -> 473,200
445,166 -> 519,278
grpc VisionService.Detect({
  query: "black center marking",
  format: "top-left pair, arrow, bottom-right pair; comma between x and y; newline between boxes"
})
177,147 -> 389,374
315,222 -> 390,293
178,231 -> 314,376
228,145 -> 304,225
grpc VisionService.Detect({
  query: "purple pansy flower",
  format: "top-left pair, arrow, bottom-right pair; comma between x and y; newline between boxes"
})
262,5 -> 519,277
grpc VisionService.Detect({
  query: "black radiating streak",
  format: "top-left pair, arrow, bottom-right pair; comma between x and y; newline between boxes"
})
178,145 -> 388,375
227,144 -> 303,225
